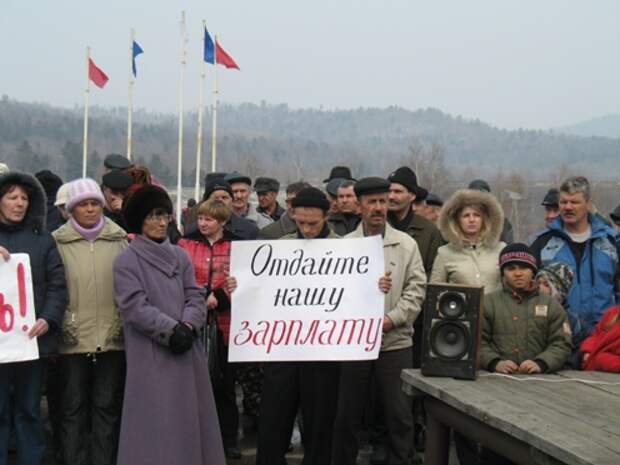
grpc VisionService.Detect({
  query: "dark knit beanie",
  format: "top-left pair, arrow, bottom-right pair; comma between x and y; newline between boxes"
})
202,179 -> 233,202
468,179 -> 491,193
122,185 -> 173,234
35,170 -> 63,198
499,243 -> 538,274
291,187 -> 330,212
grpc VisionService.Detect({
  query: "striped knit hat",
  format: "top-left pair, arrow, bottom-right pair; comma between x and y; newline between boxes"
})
65,178 -> 105,212
499,243 -> 538,274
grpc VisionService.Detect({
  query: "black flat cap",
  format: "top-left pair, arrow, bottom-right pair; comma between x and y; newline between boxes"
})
292,187 -> 330,211
388,166 -> 428,201
541,188 -> 559,208
104,153 -> 132,171
255,177 -> 280,193
354,177 -> 391,198
425,193 -> 444,207
468,179 -> 491,193
225,171 -> 252,186
203,179 -> 233,201
102,170 -> 133,191
326,178 -> 345,197
324,166 -> 355,183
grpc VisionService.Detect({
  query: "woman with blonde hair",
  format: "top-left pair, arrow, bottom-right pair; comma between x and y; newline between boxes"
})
431,188 -> 506,293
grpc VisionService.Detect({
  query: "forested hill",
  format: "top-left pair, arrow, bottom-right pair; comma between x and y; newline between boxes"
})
1,95 -> 618,184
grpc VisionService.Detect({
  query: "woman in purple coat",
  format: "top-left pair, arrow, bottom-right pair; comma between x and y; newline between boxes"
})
113,185 -> 225,465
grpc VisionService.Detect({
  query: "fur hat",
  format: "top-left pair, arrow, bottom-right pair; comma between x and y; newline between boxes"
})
65,178 -> 105,212
438,189 -> 504,249
122,185 -> 172,234
536,262 -> 574,303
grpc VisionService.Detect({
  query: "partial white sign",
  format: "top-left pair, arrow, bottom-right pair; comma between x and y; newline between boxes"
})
0,254 -> 39,363
229,236 -> 385,362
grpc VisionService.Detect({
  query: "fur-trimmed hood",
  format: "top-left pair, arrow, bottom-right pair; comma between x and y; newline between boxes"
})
438,189 -> 504,249
0,171 -> 47,231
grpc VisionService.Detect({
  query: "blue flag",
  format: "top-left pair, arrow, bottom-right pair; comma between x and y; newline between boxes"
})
204,28 -> 215,64
132,40 -> 144,77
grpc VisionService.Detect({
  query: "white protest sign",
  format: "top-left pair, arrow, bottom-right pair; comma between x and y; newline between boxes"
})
229,236 -> 385,362
0,254 -> 39,363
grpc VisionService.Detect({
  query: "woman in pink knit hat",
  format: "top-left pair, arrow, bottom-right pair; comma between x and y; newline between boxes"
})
52,178 -> 128,465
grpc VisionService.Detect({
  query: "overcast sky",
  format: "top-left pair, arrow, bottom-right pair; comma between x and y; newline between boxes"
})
3,1 -> 619,130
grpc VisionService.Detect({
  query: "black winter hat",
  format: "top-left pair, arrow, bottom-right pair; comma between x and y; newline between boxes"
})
468,179 -> 491,193
499,243 -> 538,274
104,153 -> 132,171
610,204 -> 620,226
35,170 -> 63,198
102,170 -> 133,191
323,166 -> 355,183
254,177 -> 280,193
224,171 -> 252,186
203,179 -> 233,201
204,172 -> 227,184
354,177 -> 391,198
388,166 -> 428,200
123,185 -> 173,234
291,187 -> 330,211
541,188 -> 559,208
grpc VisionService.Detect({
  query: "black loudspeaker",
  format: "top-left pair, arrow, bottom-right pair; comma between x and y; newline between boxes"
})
420,283 -> 484,380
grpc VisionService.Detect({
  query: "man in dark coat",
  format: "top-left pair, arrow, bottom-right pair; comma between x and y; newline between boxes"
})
255,177 -> 285,221
101,170 -> 133,231
256,187 -> 341,465
328,180 -> 361,235
258,181 -> 311,239
35,169 -> 65,232
0,171 -> 67,465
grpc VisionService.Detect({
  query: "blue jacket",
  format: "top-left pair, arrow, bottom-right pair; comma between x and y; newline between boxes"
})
531,214 -> 620,338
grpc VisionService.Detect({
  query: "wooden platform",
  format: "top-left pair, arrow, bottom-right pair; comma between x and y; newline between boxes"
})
401,369 -> 620,465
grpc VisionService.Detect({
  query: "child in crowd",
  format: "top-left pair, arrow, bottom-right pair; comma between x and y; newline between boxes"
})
579,306 -> 620,372
480,244 -> 572,374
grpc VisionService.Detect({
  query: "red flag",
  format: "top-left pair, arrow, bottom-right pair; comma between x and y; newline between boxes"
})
88,58 -> 109,88
215,41 -> 240,70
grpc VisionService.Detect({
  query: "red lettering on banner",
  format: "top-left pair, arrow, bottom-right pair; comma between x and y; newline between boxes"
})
17,263 -> 27,318
0,293 -> 15,333
233,321 -> 252,345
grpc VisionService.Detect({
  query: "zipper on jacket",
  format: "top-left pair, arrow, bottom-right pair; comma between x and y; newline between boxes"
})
90,241 -> 103,352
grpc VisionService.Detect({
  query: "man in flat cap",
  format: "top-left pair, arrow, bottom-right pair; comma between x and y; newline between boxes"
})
102,153 -> 132,176
225,172 -> 272,229
255,177 -> 285,221
328,180 -> 361,236
101,170 -> 134,230
421,193 -> 443,225
541,188 -> 560,225
332,177 -> 426,465
256,187 -> 341,465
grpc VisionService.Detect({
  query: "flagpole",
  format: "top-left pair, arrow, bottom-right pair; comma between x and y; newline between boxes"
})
210,35 -> 219,173
127,28 -> 135,160
176,11 -> 187,228
194,21 -> 207,201
83,46 -> 91,178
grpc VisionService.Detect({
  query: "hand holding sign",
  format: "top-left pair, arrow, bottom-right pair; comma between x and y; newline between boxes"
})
0,254 -> 39,363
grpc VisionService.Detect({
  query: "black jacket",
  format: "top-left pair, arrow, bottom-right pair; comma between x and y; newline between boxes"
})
0,172 -> 67,356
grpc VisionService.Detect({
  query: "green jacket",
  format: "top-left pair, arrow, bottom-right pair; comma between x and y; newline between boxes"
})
390,211 -> 442,278
479,286 -> 572,373
53,218 -> 128,354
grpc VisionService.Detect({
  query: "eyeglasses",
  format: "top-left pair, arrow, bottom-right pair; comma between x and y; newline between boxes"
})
145,212 -> 172,223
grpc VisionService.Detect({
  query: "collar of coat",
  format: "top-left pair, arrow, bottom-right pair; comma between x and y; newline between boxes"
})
54,216 -> 127,244
502,280 -> 539,304
348,221 -> 402,247
129,234 -> 179,278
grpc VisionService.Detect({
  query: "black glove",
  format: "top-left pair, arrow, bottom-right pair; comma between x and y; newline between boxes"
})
168,323 -> 195,355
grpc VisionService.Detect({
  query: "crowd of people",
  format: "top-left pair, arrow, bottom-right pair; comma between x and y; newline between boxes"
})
0,156 -> 619,465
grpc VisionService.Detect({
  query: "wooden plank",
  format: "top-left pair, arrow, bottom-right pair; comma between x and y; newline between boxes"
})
557,370 -> 620,396
401,369 -> 620,465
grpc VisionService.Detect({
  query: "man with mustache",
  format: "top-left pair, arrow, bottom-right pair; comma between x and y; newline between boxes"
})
531,176 -> 620,365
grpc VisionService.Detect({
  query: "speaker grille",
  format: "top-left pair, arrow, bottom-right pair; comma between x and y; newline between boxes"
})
437,291 -> 467,319
429,320 -> 470,360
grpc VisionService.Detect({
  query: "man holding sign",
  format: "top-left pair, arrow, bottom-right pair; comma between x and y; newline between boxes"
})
229,187 -> 391,465
332,177 -> 426,465
0,171 -> 66,465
